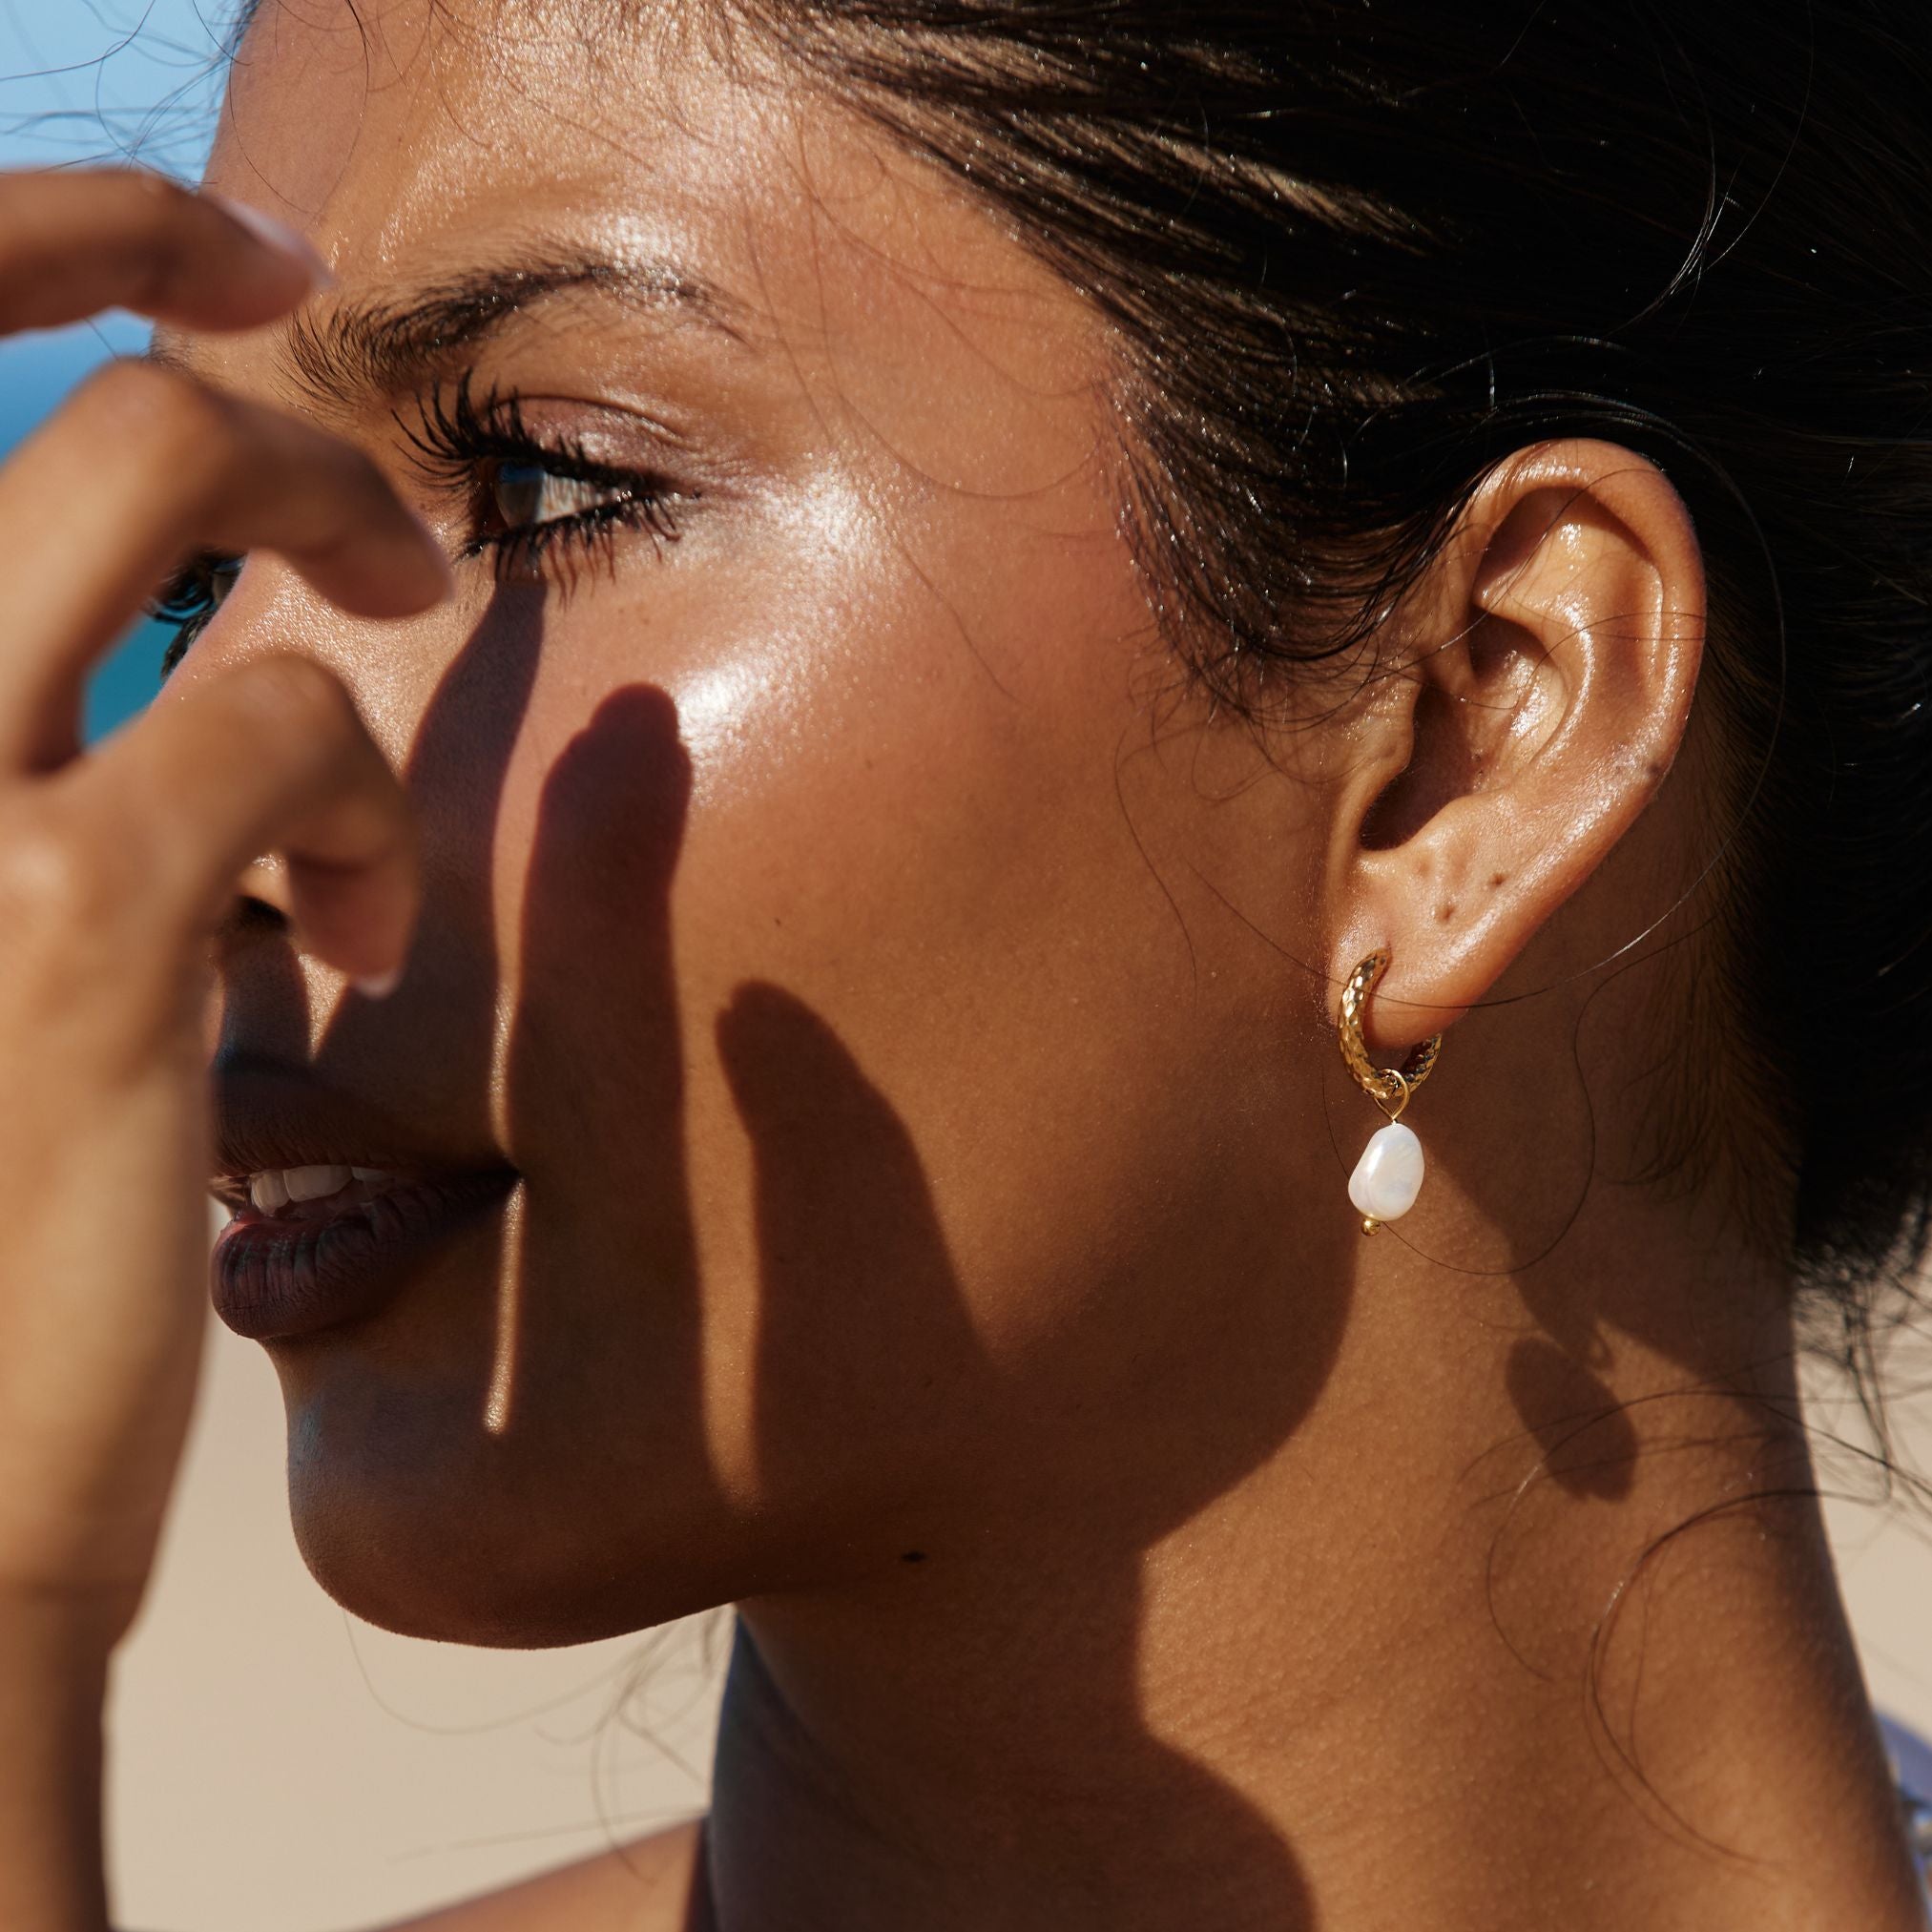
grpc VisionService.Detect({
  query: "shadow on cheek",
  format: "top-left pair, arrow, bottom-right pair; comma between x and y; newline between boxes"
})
506,683 -> 701,1448
717,980 -> 988,1500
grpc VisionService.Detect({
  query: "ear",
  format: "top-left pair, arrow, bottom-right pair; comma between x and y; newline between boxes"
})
1323,437 -> 1706,1049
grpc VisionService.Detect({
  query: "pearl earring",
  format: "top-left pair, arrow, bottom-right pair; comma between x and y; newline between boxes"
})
1337,949 -> 1444,1236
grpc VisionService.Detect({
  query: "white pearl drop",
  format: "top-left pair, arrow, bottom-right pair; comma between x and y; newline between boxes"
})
1348,1121 -> 1424,1222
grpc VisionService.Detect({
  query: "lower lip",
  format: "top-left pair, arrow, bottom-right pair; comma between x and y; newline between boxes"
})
211,1173 -> 516,1341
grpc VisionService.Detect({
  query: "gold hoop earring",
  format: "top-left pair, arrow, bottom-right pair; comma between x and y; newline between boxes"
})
1337,949 -> 1444,1236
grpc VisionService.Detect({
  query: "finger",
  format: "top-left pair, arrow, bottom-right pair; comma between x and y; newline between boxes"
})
0,359 -> 451,770
0,169 -> 326,335
92,654 -> 418,986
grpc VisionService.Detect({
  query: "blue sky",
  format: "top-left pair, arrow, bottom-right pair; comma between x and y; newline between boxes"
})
0,2 -> 229,737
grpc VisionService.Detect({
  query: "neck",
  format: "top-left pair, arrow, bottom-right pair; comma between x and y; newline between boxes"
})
699,1236 -> 1922,1931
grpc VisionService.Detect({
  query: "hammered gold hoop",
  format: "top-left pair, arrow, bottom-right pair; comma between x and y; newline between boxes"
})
1338,949 -> 1443,1123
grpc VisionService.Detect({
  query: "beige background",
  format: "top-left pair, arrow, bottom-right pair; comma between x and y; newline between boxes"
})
107,1310 -> 1932,1932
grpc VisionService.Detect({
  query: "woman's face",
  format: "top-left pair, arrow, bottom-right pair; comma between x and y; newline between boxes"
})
177,0 -> 1356,1642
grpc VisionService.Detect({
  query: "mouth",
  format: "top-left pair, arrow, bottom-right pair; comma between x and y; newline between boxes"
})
211,1170 -> 517,1341
211,1058 -> 517,1342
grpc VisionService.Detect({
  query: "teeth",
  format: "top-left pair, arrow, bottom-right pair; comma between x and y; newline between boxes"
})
283,1163 -> 352,1203
246,1165 -> 402,1215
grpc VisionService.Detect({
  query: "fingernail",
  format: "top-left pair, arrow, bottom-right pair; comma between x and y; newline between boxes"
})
207,194 -> 336,289
353,968 -> 402,1000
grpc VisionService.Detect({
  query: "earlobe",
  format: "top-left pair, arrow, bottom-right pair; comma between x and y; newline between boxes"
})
1325,438 -> 1706,1050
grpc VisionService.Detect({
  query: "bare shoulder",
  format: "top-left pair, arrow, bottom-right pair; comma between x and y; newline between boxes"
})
372,1819 -> 706,1932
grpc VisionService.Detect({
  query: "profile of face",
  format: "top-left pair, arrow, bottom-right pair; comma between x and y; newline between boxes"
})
171,0 -> 1710,1647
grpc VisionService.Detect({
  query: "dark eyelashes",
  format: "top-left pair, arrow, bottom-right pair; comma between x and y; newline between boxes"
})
158,616 -> 197,679
153,554 -> 238,676
149,368 -> 689,680
397,367 -> 686,586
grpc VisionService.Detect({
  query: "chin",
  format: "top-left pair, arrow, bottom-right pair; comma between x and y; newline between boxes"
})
287,1479 -> 747,1648
278,1397 -> 743,1649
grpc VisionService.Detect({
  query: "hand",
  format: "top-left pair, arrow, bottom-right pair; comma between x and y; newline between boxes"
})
0,170 -> 448,1645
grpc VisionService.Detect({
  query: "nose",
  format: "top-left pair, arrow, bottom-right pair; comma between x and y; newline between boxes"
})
161,548 -> 450,778
232,851 -> 295,923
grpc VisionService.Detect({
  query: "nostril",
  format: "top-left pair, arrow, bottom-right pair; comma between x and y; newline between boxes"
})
226,890 -> 289,936
232,849 -> 296,925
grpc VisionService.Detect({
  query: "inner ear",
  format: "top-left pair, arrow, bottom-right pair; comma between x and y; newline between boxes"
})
1359,616 -> 1547,852
1360,678 -> 1465,851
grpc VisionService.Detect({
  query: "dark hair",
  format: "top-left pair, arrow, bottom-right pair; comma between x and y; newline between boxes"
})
717,1 -> 1932,1372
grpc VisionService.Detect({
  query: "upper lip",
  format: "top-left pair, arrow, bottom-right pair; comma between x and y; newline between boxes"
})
213,1050 -> 515,1188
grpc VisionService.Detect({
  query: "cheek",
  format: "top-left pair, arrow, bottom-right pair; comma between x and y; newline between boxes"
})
481,480 -> 1238,1505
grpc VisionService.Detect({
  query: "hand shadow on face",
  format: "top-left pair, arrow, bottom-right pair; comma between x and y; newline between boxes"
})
711,982 -> 1314,1925
238,641 -> 1314,1920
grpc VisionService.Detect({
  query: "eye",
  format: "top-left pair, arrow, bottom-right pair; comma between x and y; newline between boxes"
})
399,373 -> 689,585
152,552 -> 243,677
468,453 -> 682,584
486,461 -> 633,537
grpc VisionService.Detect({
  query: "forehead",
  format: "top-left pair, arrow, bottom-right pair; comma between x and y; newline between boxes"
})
220,3 -> 737,270
210,0 -> 1097,391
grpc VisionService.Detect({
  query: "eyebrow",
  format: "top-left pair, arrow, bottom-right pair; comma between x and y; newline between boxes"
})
150,253 -> 743,408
